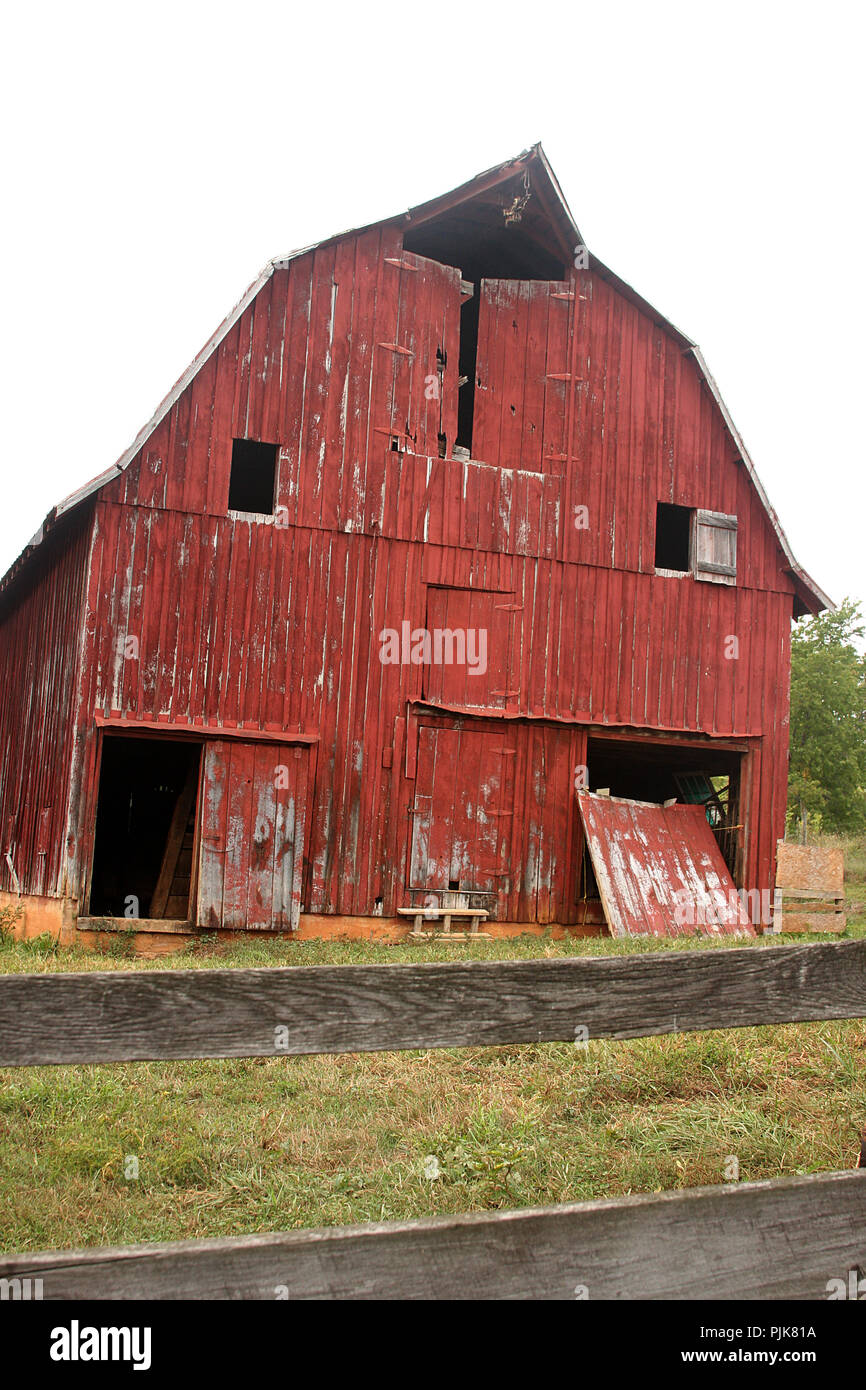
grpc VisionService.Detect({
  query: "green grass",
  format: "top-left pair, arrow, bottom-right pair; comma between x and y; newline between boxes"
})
1,845 -> 864,1256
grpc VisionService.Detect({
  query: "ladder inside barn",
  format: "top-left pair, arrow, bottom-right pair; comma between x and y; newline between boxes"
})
149,762 -> 199,920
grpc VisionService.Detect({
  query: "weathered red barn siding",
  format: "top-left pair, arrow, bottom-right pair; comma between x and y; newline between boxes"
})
50,225 -> 800,925
0,511 -> 92,898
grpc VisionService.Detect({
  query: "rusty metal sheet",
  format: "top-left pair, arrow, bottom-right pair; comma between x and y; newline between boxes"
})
577,792 -> 754,939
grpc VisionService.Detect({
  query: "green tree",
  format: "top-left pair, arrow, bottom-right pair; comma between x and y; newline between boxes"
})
787,598 -> 866,833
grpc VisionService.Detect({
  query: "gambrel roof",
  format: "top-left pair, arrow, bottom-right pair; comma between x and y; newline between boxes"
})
2,144 -> 831,614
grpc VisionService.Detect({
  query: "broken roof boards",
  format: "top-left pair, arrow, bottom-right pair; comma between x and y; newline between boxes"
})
578,792 -> 755,939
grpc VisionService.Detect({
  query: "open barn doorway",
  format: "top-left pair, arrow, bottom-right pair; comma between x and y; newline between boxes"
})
579,735 -> 744,906
88,735 -> 202,920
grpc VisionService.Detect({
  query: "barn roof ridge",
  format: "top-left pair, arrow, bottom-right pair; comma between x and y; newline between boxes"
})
1,144 -> 830,613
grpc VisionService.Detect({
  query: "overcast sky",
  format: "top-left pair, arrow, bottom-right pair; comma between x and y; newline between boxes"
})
2,1 -> 863,619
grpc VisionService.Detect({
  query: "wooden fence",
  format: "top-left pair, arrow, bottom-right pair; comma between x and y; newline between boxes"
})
1,939 -> 865,1299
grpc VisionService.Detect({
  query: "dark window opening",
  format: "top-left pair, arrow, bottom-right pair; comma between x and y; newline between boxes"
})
229,438 -> 278,514
654,502 -> 692,571
89,736 -> 201,919
456,290 -> 480,452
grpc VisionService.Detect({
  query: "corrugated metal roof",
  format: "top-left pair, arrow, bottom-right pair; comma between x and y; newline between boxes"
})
578,792 -> 755,938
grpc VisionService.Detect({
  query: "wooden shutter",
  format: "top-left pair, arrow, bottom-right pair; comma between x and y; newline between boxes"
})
692,510 -> 737,585
197,740 -> 308,930
473,279 -> 574,474
369,250 -> 462,460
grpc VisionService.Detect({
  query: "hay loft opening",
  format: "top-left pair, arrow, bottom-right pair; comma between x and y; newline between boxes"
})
403,168 -> 571,455
228,438 -> 278,514
88,735 -> 201,919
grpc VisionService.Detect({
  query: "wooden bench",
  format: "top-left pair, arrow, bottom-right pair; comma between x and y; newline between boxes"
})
398,906 -> 490,938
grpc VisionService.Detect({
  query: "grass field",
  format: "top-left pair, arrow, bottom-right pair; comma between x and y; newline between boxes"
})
1,838 -> 864,1255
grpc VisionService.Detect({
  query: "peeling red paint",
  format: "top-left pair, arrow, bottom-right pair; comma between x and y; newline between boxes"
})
0,149 -> 822,931
578,792 -> 755,938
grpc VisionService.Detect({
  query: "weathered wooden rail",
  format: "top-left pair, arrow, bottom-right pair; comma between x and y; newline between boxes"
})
2,938 -> 866,1065
1,939 -> 865,1299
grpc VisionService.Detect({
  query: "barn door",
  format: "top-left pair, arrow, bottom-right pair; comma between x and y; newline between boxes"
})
409,726 -> 514,897
473,278 -> 574,474
421,586 -> 520,710
197,740 -> 309,930
369,250 -> 463,460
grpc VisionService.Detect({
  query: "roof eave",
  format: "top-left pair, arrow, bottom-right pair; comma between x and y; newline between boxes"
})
687,346 -> 832,614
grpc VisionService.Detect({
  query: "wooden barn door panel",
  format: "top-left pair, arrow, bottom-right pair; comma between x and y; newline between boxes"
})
409,727 -> 458,891
197,741 -> 308,930
474,279 -> 573,474
409,726 -> 512,897
421,587 -> 519,709
369,251 -> 463,460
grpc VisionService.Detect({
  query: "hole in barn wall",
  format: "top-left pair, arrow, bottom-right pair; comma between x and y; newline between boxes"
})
228,438 -> 278,515
654,502 -> 692,572
584,735 -> 744,884
456,288 -> 480,453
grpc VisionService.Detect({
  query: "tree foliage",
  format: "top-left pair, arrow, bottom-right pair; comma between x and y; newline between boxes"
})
787,598 -> 866,833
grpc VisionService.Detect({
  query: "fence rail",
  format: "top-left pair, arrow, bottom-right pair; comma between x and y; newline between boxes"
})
2,1170 -> 864,1301
1,939 -> 865,1300
1,939 -> 865,1066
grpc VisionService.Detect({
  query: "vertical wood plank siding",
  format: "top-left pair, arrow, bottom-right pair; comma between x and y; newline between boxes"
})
8,234 -> 798,924
0,512 -> 92,897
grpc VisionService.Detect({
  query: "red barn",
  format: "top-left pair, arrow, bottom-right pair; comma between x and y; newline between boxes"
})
0,146 -> 829,951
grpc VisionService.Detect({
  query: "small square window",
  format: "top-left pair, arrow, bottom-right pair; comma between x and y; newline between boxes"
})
654,502 -> 692,572
228,438 -> 277,515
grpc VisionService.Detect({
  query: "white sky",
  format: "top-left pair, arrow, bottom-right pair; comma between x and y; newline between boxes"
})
2,0 -> 863,615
